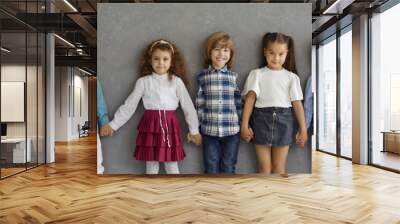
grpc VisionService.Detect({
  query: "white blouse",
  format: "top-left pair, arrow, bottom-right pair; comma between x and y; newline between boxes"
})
109,73 -> 199,134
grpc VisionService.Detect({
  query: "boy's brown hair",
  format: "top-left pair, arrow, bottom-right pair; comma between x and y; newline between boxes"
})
205,32 -> 235,69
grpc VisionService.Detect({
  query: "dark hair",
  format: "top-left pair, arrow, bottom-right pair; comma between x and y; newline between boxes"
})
205,31 -> 235,69
262,32 -> 298,74
139,39 -> 188,86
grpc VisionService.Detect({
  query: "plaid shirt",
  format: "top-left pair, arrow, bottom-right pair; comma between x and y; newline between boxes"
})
195,66 -> 242,137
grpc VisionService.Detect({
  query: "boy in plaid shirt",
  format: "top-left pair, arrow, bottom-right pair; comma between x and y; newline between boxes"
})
195,32 -> 242,174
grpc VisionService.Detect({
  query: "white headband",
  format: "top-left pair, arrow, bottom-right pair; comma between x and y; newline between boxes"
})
150,40 -> 174,54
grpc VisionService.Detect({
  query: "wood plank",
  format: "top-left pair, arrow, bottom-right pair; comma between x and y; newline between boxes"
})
0,135 -> 399,223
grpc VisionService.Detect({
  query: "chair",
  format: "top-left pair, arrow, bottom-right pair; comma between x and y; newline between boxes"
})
78,121 -> 90,138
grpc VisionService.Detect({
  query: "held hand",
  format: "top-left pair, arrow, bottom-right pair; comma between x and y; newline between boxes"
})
248,128 -> 254,140
187,133 -> 193,143
187,133 -> 202,146
295,129 -> 308,148
241,126 -> 254,142
193,134 -> 202,146
100,124 -> 114,137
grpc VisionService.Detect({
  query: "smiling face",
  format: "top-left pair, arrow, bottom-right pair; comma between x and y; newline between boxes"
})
210,46 -> 231,70
151,48 -> 172,75
264,41 -> 288,70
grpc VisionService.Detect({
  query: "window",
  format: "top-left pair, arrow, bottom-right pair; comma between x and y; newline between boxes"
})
317,36 -> 337,155
339,28 -> 352,158
370,2 -> 400,171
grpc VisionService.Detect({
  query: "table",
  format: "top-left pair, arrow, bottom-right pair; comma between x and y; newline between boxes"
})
1,138 -> 32,163
382,131 -> 400,154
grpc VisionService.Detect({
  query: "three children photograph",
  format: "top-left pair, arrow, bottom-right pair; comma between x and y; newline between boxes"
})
97,3 -> 311,175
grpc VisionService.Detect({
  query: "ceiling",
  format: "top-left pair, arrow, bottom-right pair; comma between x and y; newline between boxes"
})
0,0 -> 391,74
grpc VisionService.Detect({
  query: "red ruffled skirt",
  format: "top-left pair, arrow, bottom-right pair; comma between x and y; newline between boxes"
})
135,110 -> 185,161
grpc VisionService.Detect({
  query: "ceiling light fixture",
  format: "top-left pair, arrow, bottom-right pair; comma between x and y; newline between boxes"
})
77,67 -> 92,76
63,0 -> 78,12
1,47 -> 11,53
322,0 -> 354,15
54,34 -> 75,48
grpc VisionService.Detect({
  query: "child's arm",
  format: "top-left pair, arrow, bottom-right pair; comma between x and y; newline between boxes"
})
234,75 -> 243,118
195,83 -> 205,125
97,80 -> 110,128
289,74 -> 307,147
292,100 -> 307,147
107,78 -> 145,133
240,70 -> 258,142
176,78 -> 201,145
241,91 -> 256,142
97,80 -> 111,136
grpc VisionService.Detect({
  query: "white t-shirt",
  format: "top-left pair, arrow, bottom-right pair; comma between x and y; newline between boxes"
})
242,67 -> 303,108
109,73 -> 199,134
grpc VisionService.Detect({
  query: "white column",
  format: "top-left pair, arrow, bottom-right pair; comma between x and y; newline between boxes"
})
352,14 -> 369,164
46,1 -> 56,163
46,33 -> 55,163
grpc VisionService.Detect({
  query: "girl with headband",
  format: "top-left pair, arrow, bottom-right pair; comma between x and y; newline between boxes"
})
101,39 -> 201,174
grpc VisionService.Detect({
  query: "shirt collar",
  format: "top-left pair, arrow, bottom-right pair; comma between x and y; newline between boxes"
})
208,65 -> 228,73
151,72 -> 168,79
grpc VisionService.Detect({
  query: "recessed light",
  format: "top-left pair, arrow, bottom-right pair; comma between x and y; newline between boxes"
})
77,67 -> 92,76
54,34 -> 75,48
63,0 -> 78,12
1,47 -> 11,53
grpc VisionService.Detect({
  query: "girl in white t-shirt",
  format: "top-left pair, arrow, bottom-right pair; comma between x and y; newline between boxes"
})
241,32 -> 307,175
100,39 -> 201,174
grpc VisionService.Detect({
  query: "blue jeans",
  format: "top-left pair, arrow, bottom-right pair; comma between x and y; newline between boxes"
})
202,133 -> 240,174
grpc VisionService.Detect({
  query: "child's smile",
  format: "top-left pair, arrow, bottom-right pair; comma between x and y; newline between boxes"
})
211,47 -> 230,69
151,49 -> 172,75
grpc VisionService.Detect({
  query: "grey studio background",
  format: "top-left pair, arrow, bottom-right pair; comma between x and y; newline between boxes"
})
98,3 -> 312,174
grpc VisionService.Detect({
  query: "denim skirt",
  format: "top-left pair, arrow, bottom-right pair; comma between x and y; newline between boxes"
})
250,107 -> 295,146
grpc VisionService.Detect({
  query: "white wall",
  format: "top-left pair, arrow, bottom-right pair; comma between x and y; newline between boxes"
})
54,67 -> 89,141
1,63 -> 46,164
55,67 -> 69,141
1,65 -> 40,138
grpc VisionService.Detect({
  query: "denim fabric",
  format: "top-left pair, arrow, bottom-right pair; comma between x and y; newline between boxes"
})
97,79 -> 110,127
202,133 -> 240,174
250,107 -> 294,146
303,76 -> 313,132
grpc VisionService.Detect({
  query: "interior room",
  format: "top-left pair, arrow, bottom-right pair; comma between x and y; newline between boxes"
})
1,0 -> 399,223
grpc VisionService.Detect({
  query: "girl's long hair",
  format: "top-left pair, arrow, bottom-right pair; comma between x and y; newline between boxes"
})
139,39 -> 188,86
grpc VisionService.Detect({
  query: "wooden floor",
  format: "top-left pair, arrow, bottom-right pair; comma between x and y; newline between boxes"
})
1,135 -> 400,223
372,150 -> 400,171
1,167 -> 26,178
